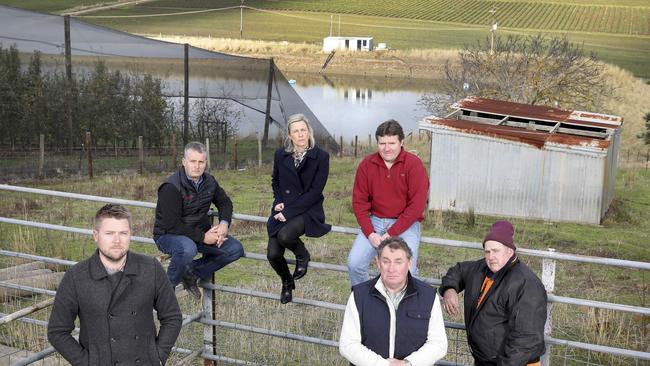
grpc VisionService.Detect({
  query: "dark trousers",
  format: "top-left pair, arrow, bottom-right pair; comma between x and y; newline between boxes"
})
156,234 -> 244,286
267,215 -> 307,280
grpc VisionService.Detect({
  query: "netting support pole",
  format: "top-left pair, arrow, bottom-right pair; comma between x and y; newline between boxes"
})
262,57 -> 274,148
64,15 -> 73,150
183,43 -> 189,146
541,248 -> 556,366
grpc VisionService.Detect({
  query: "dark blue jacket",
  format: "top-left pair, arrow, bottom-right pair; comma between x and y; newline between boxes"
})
352,273 -> 436,361
267,145 -> 331,237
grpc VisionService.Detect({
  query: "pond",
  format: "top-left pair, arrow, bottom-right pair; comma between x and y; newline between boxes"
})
285,72 -> 441,141
38,57 -> 443,143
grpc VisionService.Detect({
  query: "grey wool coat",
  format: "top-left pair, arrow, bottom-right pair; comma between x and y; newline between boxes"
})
47,250 -> 182,366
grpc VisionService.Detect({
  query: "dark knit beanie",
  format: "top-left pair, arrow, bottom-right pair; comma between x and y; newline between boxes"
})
483,220 -> 516,250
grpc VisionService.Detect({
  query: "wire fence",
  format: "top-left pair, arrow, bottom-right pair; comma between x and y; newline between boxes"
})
0,131 -> 397,182
0,185 -> 648,365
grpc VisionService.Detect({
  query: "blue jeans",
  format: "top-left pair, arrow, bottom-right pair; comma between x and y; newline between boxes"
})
155,234 -> 245,286
347,216 -> 421,286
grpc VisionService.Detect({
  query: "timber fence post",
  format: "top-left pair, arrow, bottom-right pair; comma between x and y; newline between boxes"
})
233,138 -> 238,170
258,133 -> 262,167
38,134 -> 44,179
171,133 -> 177,169
205,137 -> 211,171
138,136 -> 144,175
86,132 -> 93,179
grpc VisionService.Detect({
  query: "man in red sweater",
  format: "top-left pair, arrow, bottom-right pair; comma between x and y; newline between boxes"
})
348,119 -> 429,286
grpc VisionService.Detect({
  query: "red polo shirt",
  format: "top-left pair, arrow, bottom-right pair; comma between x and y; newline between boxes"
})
352,148 -> 429,237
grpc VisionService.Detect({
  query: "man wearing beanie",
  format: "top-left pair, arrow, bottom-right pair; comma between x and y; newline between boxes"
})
440,220 -> 547,366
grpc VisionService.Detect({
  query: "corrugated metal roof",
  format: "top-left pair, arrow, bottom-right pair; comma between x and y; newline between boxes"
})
423,117 -> 611,149
452,96 -> 623,129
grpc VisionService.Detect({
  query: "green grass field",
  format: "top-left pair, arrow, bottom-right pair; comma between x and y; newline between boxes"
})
78,5 -> 650,77
97,0 -> 650,35
1,0 -> 649,76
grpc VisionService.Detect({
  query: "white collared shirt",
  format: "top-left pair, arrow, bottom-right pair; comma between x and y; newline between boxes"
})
339,278 -> 448,366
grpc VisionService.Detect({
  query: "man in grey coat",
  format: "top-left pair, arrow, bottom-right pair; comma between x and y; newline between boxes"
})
48,204 -> 182,366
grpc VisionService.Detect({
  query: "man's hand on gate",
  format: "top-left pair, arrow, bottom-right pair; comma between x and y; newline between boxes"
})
442,288 -> 460,316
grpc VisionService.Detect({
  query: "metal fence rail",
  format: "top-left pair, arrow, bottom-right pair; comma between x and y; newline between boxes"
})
2,184 -> 648,270
1,184 -> 649,365
1,217 -> 648,316
3,274 -> 650,364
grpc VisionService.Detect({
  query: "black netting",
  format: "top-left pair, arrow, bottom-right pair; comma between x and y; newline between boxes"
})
0,4 -> 337,150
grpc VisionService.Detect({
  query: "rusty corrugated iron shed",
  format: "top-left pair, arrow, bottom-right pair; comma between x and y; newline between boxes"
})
418,96 -> 623,224
452,96 -> 623,129
424,117 -> 612,149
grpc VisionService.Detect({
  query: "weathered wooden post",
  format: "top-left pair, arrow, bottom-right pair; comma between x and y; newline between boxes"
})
354,135 -> 358,158
85,132 -> 93,179
38,134 -> 44,179
541,248 -> 556,366
205,137 -> 210,171
171,133 -> 177,169
138,136 -> 144,175
233,138 -> 238,170
339,136 -> 343,158
258,133 -> 262,167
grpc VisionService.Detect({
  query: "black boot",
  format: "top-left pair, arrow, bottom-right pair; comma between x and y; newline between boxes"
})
182,269 -> 201,300
280,276 -> 295,304
293,241 -> 310,281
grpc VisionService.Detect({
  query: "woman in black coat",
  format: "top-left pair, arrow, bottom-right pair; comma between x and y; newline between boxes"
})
267,113 -> 331,304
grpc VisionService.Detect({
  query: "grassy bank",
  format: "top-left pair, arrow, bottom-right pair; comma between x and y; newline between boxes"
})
0,138 -> 648,363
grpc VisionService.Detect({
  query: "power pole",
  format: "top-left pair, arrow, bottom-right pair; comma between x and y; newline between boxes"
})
329,15 -> 333,37
489,7 -> 497,55
338,14 -> 341,36
240,0 -> 244,39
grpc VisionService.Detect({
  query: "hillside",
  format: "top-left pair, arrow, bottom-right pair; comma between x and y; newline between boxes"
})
76,0 -> 650,77
1,0 -> 648,76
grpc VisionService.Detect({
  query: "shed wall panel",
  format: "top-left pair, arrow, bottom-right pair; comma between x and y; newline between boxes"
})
426,126 -> 608,224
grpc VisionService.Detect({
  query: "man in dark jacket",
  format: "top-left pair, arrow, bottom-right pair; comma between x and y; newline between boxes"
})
153,141 -> 244,299
440,220 -> 547,366
48,204 -> 182,366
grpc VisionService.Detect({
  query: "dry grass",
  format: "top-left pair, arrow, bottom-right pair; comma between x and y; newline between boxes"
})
147,34 -> 454,78
602,64 -> 650,152
149,34 -> 321,55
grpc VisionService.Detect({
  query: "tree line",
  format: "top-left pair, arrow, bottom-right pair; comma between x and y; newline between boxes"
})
0,45 -> 240,151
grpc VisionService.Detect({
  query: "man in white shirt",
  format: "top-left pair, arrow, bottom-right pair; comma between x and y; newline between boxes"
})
339,237 -> 447,366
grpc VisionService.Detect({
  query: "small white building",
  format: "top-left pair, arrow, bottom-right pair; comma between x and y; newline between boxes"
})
419,96 -> 623,225
323,36 -> 373,52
